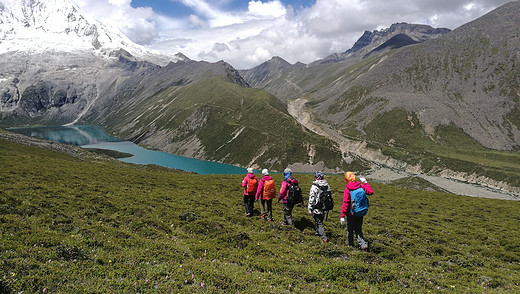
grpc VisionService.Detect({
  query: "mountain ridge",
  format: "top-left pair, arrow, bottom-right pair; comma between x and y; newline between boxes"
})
239,22 -> 451,99
311,22 -> 451,66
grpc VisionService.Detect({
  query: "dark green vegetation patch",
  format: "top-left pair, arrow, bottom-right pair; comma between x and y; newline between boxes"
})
1,138 -> 519,293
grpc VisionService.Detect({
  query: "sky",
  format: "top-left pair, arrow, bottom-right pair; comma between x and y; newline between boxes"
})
71,0 -> 514,69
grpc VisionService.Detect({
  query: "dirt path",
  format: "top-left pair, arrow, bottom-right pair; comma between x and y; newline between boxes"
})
287,98 -> 520,201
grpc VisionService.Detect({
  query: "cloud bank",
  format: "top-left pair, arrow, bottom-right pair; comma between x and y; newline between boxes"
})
73,0 -> 513,69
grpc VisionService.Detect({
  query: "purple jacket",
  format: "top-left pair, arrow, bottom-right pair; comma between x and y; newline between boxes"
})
278,176 -> 299,203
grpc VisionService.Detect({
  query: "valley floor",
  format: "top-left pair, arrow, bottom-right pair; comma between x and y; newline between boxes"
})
366,167 -> 519,201
287,99 -> 520,201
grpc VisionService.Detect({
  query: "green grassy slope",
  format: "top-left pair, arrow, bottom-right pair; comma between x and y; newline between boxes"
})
1,138 -> 519,293
361,109 -> 520,187
101,77 -> 355,171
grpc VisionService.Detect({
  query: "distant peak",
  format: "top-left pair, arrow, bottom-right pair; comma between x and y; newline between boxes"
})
174,52 -> 190,61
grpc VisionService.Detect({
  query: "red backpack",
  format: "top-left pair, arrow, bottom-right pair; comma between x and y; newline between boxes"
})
263,179 -> 276,200
246,177 -> 258,194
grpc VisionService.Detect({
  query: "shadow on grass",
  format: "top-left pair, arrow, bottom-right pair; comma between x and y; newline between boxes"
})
294,216 -> 315,232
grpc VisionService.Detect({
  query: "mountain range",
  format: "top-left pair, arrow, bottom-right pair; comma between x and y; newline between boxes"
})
0,0 -> 519,193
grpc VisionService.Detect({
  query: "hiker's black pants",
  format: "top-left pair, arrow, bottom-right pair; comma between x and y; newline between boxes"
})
283,202 -> 295,226
243,194 -> 255,216
346,215 -> 367,248
313,213 -> 327,241
260,199 -> 273,220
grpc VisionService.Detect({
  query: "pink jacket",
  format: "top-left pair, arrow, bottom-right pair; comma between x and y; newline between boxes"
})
256,175 -> 274,200
242,173 -> 258,195
340,181 -> 374,218
278,176 -> 299,203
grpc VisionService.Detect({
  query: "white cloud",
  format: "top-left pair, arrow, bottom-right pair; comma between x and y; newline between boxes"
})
189,14 -> 210,29
248,0 -> 286,17
72,0 -> 158,44
175,0 -> 244,27
71,0 -> 513,69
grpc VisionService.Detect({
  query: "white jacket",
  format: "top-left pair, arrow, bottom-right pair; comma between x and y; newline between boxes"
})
308,179 -> 330,215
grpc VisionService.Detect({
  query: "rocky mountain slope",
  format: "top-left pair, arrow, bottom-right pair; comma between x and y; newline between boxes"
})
310,1 -> 520,151
243,3 -> 520,152
314,23 -> 451,65
241,2 -> 520,190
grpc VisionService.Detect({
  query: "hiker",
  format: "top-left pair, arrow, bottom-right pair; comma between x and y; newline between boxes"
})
256,169 -> 275,221
277,168 -> 301,227
308,171 -> 331,242
340,172 -> 374,250
241,168 -> 258,217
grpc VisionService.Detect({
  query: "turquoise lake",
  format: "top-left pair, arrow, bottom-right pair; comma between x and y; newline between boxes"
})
8,125 -> 247,175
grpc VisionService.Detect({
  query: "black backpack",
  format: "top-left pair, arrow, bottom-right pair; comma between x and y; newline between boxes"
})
286,180 -> 303,204
312,184 -> 334,211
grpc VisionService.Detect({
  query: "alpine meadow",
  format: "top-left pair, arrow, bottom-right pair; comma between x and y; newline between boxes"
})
1,135 -> 519,293
1,0 -> 520,293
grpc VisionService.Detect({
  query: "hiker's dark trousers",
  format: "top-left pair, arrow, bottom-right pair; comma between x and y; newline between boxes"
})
313,213 -> 327,241
283,203 -> 295,226
260,199 -> 273,220
243,194 -> 255,216
346,215 -> 367,248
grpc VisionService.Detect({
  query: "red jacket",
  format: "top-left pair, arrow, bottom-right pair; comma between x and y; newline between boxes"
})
242,173 -> 258,195
278,176 -> 299,203
340,181 -> 374,217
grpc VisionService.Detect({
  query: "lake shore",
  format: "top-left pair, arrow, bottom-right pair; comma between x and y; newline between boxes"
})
2,131 -> 519,201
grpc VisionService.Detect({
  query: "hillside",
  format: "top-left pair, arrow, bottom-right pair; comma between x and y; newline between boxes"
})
1,134 -> 519,293
90,75 -> 353,173
241,2 -> 520,192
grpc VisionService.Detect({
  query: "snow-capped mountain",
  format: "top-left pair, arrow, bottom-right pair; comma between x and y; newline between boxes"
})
0,0 -> 177,65
0,0 -> 244,127
0,0 -> 168,122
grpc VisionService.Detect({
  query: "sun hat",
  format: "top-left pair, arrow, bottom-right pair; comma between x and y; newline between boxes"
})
345,171 -> 356,182
247,168 -> 254,174
262,169 -> 269,176
314,170 -> 324,180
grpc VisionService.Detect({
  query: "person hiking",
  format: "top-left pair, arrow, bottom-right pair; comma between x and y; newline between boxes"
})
340,171 -> 374,251
308,171 -> 330,242
241,168 -> 257,217
256,169 -> 275,221
277,168 -> 301,227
